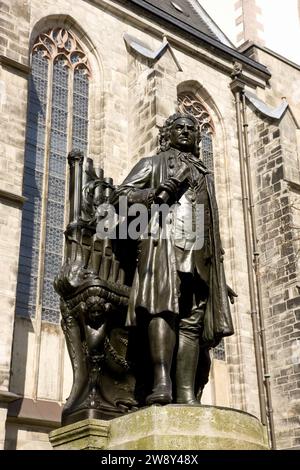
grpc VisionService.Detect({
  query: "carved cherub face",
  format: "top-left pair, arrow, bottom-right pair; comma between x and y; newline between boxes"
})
169,117 -> 197,153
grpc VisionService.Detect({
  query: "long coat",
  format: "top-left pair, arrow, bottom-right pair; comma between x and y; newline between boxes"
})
115,148 -> 234,347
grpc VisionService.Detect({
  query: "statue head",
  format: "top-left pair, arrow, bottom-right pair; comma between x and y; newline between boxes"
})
159,113 -> 201,156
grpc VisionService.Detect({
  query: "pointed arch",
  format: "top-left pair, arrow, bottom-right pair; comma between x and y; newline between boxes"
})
29,15 -> 105,162
176,80 -> 229,181
178,91 -> 215,171
177,80 -> 225,174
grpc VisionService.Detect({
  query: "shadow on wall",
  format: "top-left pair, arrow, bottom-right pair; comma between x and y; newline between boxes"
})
6,54 -> 46,449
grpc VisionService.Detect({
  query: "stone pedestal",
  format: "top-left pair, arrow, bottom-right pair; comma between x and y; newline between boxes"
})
49,405 -> 269,450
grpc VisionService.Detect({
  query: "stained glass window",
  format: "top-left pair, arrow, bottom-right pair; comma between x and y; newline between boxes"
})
16,28 -> 90,324
178,93 -> 214,172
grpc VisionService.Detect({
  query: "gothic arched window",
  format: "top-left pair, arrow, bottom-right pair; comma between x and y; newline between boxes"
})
16,28 -> 91,324
178,93 -> 214,172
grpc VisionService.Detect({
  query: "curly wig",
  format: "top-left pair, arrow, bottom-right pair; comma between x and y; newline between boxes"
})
159,113 -> 201,156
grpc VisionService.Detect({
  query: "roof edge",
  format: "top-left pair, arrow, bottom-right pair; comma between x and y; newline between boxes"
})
127,0 -> 271,79
239,41 -> 300,72
189,0 -> 235,48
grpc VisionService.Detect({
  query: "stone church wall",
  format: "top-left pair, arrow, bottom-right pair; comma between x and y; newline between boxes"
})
0,0 -> 299,449
248,104 -> 300,449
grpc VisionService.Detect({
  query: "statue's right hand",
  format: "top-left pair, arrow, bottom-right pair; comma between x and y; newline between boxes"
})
155,178 -> 179,198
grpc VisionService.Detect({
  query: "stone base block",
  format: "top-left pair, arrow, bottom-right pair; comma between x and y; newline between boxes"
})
49,405 -> 269,450
49,419 -> 109,450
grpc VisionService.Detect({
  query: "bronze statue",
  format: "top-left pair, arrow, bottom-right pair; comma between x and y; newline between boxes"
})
115,113 -> 236,405
54,113 -> 236,425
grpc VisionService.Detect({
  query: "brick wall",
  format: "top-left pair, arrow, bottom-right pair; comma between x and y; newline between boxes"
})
0,0 -> 30,65
234,0 -> 264,46
0,0 -> 30,395
127,51 -> 159,165
254,47 -> 300,125
251,112 -> 300,448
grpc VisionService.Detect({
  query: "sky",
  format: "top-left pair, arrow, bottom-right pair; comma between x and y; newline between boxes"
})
198,0 -> 300,65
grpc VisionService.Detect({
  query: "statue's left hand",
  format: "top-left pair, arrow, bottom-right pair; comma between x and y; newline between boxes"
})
227,285 -> 238,304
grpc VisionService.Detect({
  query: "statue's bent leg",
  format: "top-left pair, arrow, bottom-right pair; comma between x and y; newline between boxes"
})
175,331 -> 199,404
146,315 -> 176,405
175,307 -> 204,405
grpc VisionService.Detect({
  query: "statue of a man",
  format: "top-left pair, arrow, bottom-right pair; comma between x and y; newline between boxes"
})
115,113 -> 235,406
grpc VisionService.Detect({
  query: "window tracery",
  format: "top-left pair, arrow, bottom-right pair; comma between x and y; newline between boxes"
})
16,27 -> 90,324
178,93 -> 214,172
